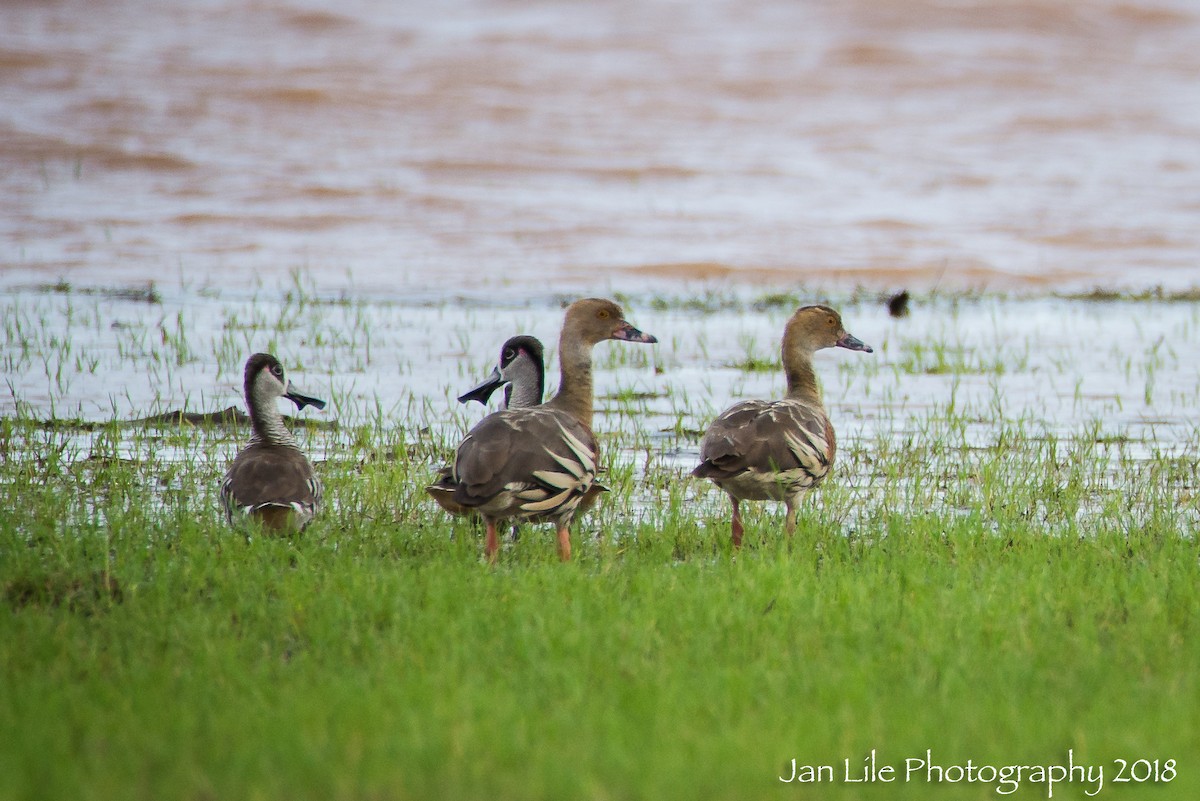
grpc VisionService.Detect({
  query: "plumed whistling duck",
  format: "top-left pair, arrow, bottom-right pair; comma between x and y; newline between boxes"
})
693,305 -> 872,547
449,299 -> 656,561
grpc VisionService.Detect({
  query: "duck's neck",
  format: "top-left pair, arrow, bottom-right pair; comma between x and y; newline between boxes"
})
548,335 -> 594,428
505,357 -> 545,409
248,388 -> 298,448
783,345 -> 823,407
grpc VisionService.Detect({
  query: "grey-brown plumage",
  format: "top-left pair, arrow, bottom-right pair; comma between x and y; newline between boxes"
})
449,299 -> 656,561
429,335 -> 610,520
693,305 -> 872,547
452,406 -> 601,522
221,353 -> 326,532
428,335 -> 548,516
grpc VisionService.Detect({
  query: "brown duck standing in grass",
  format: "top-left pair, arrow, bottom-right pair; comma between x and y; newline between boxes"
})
449,298 -> 657,561
693,305 -> 872,547
221,353 -> 326,532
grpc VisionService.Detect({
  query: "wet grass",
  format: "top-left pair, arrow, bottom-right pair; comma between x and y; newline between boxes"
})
2,281 -> 1199,800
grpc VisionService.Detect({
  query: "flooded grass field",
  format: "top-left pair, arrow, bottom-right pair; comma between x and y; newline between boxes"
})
3,279 -> 1200,800
4,277 -> 1199,527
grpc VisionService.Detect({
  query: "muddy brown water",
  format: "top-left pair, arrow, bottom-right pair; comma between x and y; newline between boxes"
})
3,0 -> 1199,295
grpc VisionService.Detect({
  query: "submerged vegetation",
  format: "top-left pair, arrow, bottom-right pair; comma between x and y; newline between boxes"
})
2,278 -> 1199,800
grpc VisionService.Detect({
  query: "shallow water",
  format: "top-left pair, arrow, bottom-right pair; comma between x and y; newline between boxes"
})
4,0 -> 1199,295
4,285 -> 1198,461
5,280 -> 1199,541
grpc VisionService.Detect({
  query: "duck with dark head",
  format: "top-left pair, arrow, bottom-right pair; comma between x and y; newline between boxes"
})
221,353 -> 326,532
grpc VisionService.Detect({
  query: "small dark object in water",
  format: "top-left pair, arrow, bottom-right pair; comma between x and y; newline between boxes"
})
887,290 -> 910,318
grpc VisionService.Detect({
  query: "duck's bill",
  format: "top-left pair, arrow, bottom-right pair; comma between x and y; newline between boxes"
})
612,322 -> 658,344
285,389 -> 327,411
457,366 -> 506,406
836,333 -> 873,353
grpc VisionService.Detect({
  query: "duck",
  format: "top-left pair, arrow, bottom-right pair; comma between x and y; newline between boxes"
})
692,305 -> 872,547
456,334 -> 546,410
429,335 -> 613,521
449,298 -> 656,561
221,353 -> 326,531
429,335 -> 611,523
427,335 -> 547,516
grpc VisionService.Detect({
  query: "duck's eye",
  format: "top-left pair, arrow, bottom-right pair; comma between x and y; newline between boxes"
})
597,309 -> 610,320
503,349 -> 515,361
271,365 -> 284,377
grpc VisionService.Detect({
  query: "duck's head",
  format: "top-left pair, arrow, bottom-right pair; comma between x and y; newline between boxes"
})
458,335 -> 546,406
784,305 -> 873,354
562,298 -> 658,346
244,353 -> 327,412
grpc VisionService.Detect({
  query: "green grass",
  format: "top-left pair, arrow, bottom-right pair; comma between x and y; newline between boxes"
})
2,417 -> 1197,801
4,519 -> 1197,801
2,286 -> 1199,799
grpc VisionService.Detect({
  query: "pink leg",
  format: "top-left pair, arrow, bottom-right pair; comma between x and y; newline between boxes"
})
485,519 -> 500,562
731,498 -> 744,549
785,500 -> 798,536
556,525 -> 572,561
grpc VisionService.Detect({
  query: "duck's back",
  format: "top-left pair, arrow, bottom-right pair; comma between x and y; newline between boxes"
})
221,443 -> 321,526
452,406 -> 599,520
694,399 -> 834,495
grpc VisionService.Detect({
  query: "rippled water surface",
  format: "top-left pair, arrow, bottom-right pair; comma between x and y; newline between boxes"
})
5,285 -> 1198,457
4,0 -> 1199,295
3,277 -> 1198,537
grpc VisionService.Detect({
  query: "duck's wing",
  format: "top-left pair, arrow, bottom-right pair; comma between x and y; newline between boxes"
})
693,399 -> 833,481
451,407 -> 599,517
